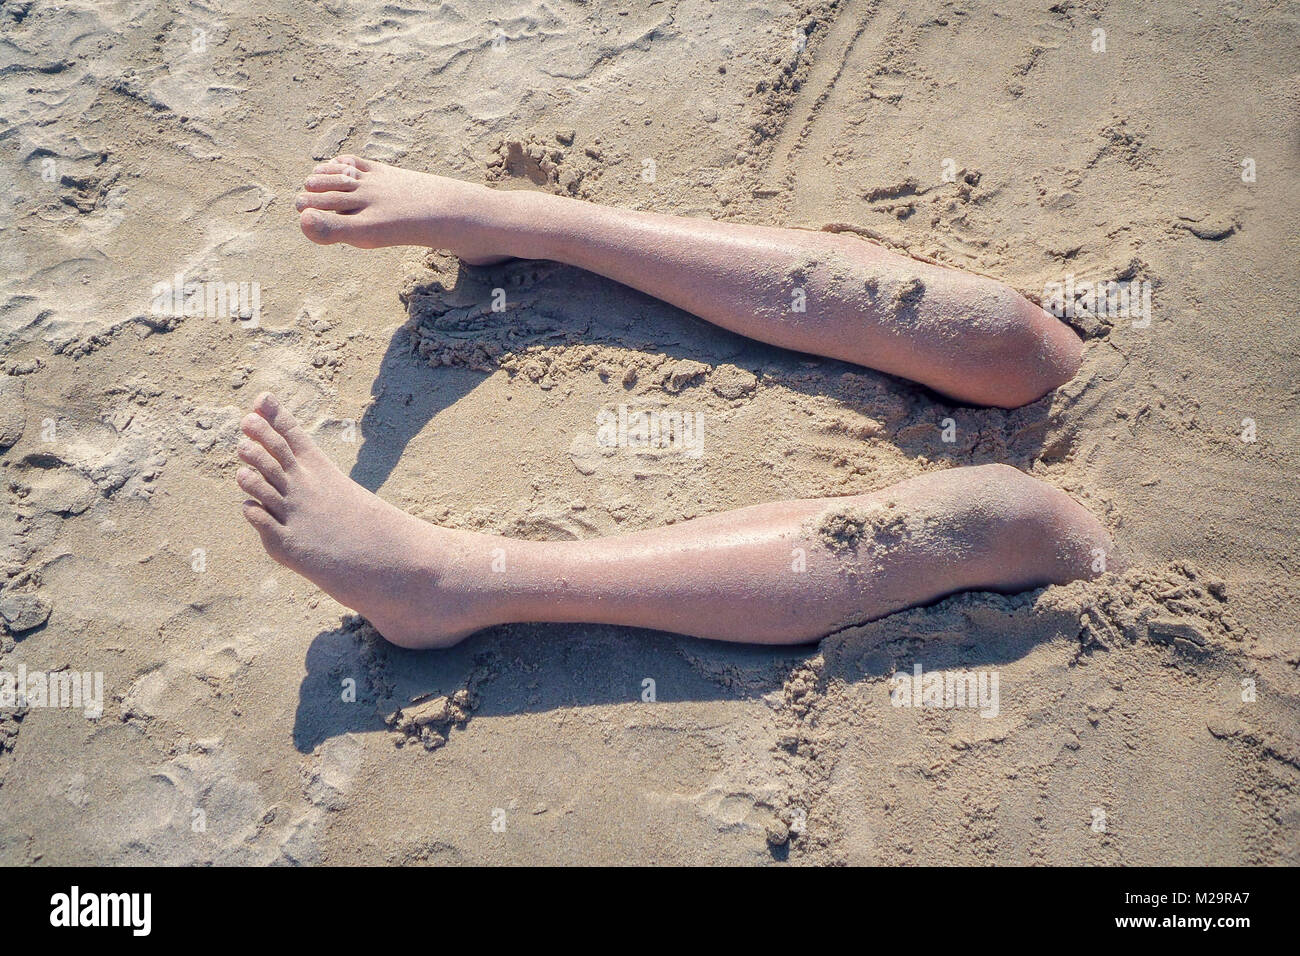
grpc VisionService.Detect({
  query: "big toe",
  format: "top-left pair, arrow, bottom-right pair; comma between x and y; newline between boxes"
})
299,208 -> 345,244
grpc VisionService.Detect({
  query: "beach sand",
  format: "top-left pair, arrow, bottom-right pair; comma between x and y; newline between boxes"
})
0,0 -> 1296,864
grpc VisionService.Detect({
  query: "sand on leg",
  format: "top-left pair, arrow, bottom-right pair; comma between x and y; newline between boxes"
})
238,393 -> 1115,648
295,156 -> 1082,407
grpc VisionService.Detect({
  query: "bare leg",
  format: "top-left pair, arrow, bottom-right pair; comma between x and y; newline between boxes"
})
238,393 -> 1115,648
295,155 -> 1082,408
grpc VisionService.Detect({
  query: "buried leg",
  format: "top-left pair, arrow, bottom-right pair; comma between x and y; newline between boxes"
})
296,156 -> 1081,408
239,393 -> 1115,648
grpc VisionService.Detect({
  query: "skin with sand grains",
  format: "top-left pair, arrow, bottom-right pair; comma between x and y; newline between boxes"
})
235,156 -> 1113,648
295,155 -> 1084,409
236,396 -> 1114,649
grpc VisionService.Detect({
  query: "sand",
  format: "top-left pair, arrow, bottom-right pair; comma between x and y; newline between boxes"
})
0,0 -> 1296,864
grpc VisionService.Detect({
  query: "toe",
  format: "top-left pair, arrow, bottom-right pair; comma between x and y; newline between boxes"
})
242,500 -> 287,554
303,173 -> 360,192
299,208 -> 343,244
296,191 -> 365,212
237,438 -> 288,493
252,392 -> 316,458
312,162 -> 362,178
332,154 -> 374,171
241,412 -> 296,469
237,467 -> 285,518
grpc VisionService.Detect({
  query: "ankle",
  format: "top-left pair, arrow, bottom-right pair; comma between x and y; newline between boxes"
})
477,189 -> 568,260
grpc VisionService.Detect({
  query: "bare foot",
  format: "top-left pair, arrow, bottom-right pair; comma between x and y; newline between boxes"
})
293,155 -> 1079,407
295,154 -> 511,264
235,394 -> 1116,647
237,392 -> 488,647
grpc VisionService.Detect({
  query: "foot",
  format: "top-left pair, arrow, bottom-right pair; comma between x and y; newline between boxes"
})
295,154 -> 512,264
237,392 -> 487,648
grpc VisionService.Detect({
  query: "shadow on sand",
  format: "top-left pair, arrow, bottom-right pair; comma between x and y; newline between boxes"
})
297,255 -> 1069,753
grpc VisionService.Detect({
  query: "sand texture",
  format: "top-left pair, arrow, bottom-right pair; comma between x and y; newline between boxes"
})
0,0 -> 1296,864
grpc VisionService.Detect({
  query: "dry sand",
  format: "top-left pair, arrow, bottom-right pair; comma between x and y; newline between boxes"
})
0,0 -> 1296,864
